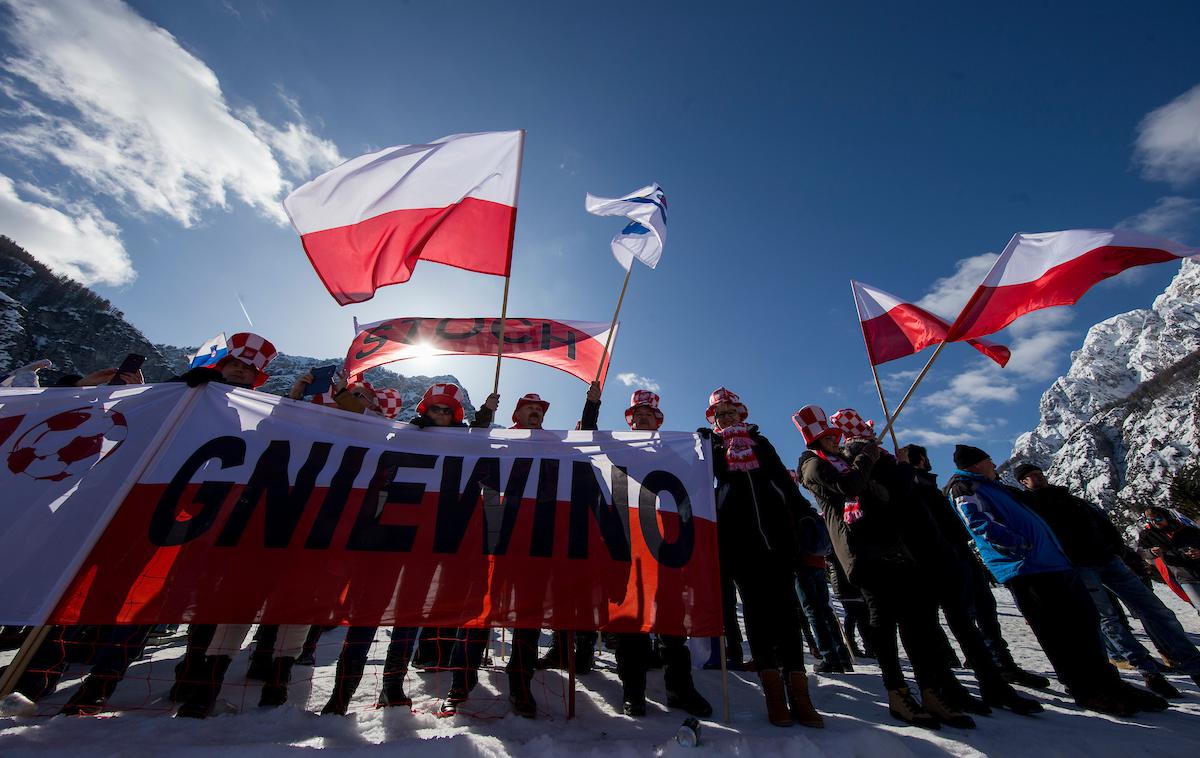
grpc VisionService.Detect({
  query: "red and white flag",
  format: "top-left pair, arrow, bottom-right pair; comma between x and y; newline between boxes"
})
947,229 -> 1199,341
851,280 -> 1010,366
283,130 -> 524,305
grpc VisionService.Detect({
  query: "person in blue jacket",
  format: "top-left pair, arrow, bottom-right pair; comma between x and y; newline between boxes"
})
945,445 -> 1166,718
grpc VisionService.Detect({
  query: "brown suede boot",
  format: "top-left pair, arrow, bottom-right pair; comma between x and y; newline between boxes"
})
784,671 -> 824,728
758,669 -> 793,726
887,687 -> 940,730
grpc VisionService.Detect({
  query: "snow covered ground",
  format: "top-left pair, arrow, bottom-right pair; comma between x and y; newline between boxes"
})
2,587 -> 1199,757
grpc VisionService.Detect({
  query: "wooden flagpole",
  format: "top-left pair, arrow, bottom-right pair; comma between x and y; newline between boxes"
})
877,340 -> 947,442
851,282 -> 900,452
594,267 -> 631,384
719,635 -> 731,724
492,129 -> 526,395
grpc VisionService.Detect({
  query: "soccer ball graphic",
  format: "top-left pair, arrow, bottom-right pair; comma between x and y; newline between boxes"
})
7,406 -> 128,482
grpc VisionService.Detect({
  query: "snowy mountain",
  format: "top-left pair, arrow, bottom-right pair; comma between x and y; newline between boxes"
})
0,236 -> 474,421
1003,259 -> 1200,527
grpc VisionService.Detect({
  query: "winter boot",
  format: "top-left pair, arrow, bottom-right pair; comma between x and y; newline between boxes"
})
59,673 -> 120,716
258,656 -> 295,707
1143,673 -> 1182,699
999,663 -> 1051,689
321,657 -> 366,716
1075,689 -> 1139,717
666,686 -> 713,718
921,688 -> 977,729
622,686 -> 647,717
507,671 -> 537,718
758,668 -> 793,727
245,650 -> 273,682
887,687 -> 940,730
438,687 -> 470,718
1119,682 -> 1169,712
813,658 -> 844,674
979,679 -> 1043,715
784,671 -> 824,728
175,655 -> 232,719
838,654 -> 855,673
536,631 -> 569,670
575,635 -> 596,674
940,679 -> 991,716
375,677 -> 412,708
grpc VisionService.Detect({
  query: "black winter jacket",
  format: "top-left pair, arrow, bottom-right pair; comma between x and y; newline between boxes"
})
1139,519 -> 1200,583
1022,485 -> 1125,568
709,425 -> 816,563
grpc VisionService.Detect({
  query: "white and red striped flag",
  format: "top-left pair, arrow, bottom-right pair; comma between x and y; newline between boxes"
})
947,229 -> 1199,341
851,280 -> 1010,366
283,130 -> 523,305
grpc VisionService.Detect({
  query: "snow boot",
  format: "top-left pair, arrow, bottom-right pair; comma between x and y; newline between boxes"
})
784,671 -> 824,728
887,688 -> 940,730
758,668 -> 793,727
622,688 -> 647,717
437,687 -> 470,718
921,688 -> 976,728
813,659 -> 843,674
940,679 -> 991,715
321,657 -> 366,716
1075,689 -> 1139,717
59,673 -> 120,716
1119,682 -> 1169,712
1143,673 -> 1182,699
979,680 -> 1043,715
245,650 -> 273,682
375,677 -> 412,708
507,671 -> 537,718
258,656 -> 295,707
176,655 -> 231,719
1000,664 -> 1051,689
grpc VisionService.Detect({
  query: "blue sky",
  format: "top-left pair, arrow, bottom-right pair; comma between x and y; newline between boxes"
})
2,0 -> 1199,477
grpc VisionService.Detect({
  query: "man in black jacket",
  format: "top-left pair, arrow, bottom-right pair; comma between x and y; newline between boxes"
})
1016,463 -> 1200,696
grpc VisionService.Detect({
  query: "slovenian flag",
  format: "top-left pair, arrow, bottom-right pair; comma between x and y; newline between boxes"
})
585,183 -> 668,271
189,333 -> 228,368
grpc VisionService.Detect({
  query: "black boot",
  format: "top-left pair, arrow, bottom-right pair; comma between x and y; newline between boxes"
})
536,631 -> 569,670
60,673 -> 120,716
258,657 -> 295,707
980,678 -> 1043,715
622,685 -> 647,716
575,633 -> 596,674
508,671 -> 537,718
176,655 -> 232,719
663,639 -> 713,718
1143,673 -> 1182,699
245,651 -> 273,682
322,657 -> 366,716
376,638 -> 413,708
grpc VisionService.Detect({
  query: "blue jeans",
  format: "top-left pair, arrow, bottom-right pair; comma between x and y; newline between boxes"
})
795,566 -> 848,664
1078,557 -> 1200,676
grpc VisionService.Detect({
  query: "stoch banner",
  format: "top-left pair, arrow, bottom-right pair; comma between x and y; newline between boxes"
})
345,316 -> 618,386
0,384 -> 720,636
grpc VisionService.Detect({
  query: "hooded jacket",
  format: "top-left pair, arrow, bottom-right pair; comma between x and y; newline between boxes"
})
944,470 -> 1072,583
1021,485 -> 1125,568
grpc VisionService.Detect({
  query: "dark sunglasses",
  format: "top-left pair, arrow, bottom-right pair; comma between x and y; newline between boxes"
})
428,405 -> 454,415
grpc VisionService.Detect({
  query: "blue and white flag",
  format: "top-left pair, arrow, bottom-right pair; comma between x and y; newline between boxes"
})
585,183 -> 667,272
189,333 -> 228,369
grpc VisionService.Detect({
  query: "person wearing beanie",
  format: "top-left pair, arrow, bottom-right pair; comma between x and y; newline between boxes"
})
797,406 -> 972,730
946,449 -> 1168,716
1016,465 -> 1200,697
600,390 -> 713,719
705,388 -> 824,728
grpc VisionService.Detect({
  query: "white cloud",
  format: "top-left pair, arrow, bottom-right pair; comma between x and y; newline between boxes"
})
900,428 -> 959,446
1135,83 -> 1200,187
1005,307 -> 1074,336
0,0 -> 339,231
0,173 -> 133,285
1119,196 -> 1200,241
1004,329 -> 1076,380
616,372 -> 660,392
916,252 -> 998,319
240,94 -> 343,180
881,368 -> 919,393
924,367 -> 1018,408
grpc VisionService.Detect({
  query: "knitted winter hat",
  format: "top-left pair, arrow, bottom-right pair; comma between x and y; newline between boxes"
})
705,387 -> 748,425
953,444 -> 990,469
215,332 -> 277,388
1013,462 -> 1043,481
625,389 -> 664,429
417,382 -> 465,423
792,405 -> 843,448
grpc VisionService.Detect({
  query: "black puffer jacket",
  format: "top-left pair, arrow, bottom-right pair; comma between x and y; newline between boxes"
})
709,425 -> 816,562
1022,485 -> 1125,568
1139,518 -> 1200,583
799,447 -> 911,585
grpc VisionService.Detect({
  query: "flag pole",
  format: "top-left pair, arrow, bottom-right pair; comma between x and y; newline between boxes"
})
492,129 -> 526,396
594,266 -> 631,384
877,340 -> 947,442
850,282 -> 900,452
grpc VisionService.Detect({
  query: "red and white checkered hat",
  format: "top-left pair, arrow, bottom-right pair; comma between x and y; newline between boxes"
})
417,382 -> 465,423
375,387 -> 404,420
625,389 -> 664,429
830,408 -> 875,440
705,387 -> 748,425
792,404 -> 843,447
512,393 -> 550,424
216,332 -> 277,387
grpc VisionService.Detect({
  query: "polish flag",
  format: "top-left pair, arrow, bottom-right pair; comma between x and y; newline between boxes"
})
852,280 -> 1010,366
947,229 -> 1199,341
283,130 -> 523,305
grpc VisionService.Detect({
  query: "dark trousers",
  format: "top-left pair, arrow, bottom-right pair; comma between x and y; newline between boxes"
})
724,554 -> 806,672
964,556 -> 1015,667
719,569 -> 745,659
842,598 -> 871,650
1006,570 -> 1123,700
615,633 -> 692,698
505,628 -> 542,684
13,624 -> 155,701
795,567 -> 850,664
447,628 -> 490,692
858,564 -> 957,692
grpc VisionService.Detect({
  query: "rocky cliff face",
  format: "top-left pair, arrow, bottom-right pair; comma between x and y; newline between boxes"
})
1004,259 -> 1200,525
0,236 -> 474,421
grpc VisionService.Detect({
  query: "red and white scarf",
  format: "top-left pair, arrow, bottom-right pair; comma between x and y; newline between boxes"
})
718,423 -> 760,471
817,450 -> 863,525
